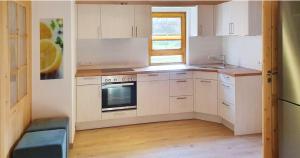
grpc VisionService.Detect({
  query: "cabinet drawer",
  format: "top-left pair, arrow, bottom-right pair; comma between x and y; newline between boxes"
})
77,77 -> 101,85
193,71 -> 218,80
221,102 -> 235,124
170,96 -> 194,114
102,110 -> 137,120
170,71 -> 193,80
219,82 -> 235,105
170,79 -> 193,96
137,72 -> 169,81
219,74 -> 235,84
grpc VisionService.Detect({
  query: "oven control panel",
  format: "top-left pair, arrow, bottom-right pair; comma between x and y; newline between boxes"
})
102,75 -> 137,83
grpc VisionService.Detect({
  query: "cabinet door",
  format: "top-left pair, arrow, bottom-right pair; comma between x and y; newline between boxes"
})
170,96 -> 194,114
134,5 -> 151,38
101,5 -> 134,39
170,79 -> 193,96
77,85 -> 101,122
229,1 -> 248,36
137,81 -> 170,116
194,79 -> 218,115
77,4 -> 100,39
198,5 -> 214,36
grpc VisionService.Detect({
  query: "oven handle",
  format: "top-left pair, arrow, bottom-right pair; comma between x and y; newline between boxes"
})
102,83 -> 135,89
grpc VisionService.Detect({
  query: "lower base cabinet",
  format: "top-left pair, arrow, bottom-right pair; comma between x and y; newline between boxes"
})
170,96 -> 194,114
194,79 -> 218,116
137,80 -> 170,116
76,85 -> 102,122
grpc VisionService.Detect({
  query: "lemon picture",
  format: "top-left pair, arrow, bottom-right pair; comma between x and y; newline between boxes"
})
40,39 -> 62,74
40,22 -> 53,39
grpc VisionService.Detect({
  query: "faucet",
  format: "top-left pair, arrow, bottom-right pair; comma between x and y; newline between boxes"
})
208,55 -> 226,67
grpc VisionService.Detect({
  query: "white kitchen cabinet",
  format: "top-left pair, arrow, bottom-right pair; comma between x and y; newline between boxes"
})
134,5 -> 152,38
100,5 -> 135,39
194,79 -> 218,115
76,85 -> 101,123
170,79 -> 193,97
77,4 -> 101,39
170,96 -> 193,114
218,74 -> 262,135
215,1 -> 262,36
137,80 -> 170,116
198,5 -> 215,36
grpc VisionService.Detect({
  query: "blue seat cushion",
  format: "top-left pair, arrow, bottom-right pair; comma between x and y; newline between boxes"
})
13,129 -> 66,158
26,117 -> 69,157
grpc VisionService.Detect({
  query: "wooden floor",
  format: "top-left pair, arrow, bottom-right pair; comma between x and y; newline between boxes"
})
70,120 -> 262,158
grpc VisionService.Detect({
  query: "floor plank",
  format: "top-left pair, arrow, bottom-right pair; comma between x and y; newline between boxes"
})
70,119 -> 262,158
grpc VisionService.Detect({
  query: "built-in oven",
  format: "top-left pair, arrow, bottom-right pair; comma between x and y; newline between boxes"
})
101,75 -> 137,112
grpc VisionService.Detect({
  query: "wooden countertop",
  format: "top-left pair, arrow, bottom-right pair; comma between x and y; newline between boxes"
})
76,64 -> 262,77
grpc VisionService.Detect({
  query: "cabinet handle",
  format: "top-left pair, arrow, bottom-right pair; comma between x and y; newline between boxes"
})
148,74 -> 159,77
222,102 -> 230,107
82,77 -> 96,80
177,97 -> 187,100
222,83 -> 230,88
176,72 -> 187,75
199,25 -> 203,35
132,26 -> 134,37
176,80 -> 187,83
200,80 -> 211,83
135,26 -> 138,37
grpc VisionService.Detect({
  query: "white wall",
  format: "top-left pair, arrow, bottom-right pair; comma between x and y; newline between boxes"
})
189,36 -> 223,65
77,39 -> 149,68
222,36 -> 262,70
32,1 -> 76,143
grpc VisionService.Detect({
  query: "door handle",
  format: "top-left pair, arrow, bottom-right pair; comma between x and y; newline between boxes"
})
222,102 -> 231,107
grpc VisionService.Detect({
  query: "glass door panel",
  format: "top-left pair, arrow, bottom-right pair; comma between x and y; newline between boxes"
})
9,38 -> 18,70
8,1 -> 17,34
18,36 -> 27,66
18,68 -> 27,100
18,5 -> 26,35
10,73 -> 18,106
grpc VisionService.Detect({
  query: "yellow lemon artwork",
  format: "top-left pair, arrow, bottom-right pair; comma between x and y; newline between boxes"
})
40,19 -> 63,80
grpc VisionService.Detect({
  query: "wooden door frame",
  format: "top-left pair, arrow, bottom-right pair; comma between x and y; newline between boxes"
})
262,1 -> 279,158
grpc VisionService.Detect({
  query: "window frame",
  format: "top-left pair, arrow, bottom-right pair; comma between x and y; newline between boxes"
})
149,12 -> 187,65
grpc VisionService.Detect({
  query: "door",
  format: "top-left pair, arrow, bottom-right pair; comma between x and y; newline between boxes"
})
194,79 -> 218,115
77,4 -> 100,39
198,5 -> 214,36
101,5 -> 134,39
137,81 -> 169,116
0,1 -> 32,158
134,5 -> 151,38
278,2 -> 300,158
77,85 -> 101,122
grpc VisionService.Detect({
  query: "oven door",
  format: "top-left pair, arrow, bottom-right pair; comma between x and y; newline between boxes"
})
102,82 -> 137,112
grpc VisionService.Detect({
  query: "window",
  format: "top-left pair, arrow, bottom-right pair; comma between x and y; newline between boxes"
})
150,12 -> 186,65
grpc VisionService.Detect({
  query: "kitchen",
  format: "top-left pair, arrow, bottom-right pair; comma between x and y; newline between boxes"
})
74,1 -> 262,157
1,1 -> 294,158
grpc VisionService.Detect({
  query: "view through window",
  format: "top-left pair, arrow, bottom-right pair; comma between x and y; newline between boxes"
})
150,12 -> 186,64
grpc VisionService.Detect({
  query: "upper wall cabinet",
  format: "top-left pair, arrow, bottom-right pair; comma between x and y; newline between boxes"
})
101,5 -> 135,39
198,5 -> 215,36
77,4 -> 101,39
215,1 -> 262,36
77,4 -> 151,39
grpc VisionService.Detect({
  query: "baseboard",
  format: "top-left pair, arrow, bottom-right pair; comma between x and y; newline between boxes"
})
194,112 -> 222,123
221,119 -> 234,131
76,112 -> 194,130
